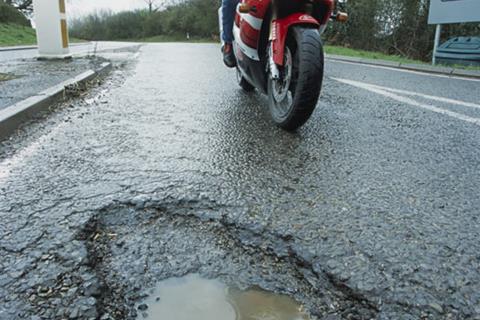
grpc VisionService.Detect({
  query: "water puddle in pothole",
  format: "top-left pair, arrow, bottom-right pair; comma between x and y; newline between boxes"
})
138,274 -> 311,320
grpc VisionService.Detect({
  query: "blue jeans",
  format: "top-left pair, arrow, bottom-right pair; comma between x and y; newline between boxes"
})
222,0 -> 239,43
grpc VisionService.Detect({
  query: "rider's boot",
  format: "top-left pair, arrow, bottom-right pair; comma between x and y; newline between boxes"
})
222,43 -> 236,68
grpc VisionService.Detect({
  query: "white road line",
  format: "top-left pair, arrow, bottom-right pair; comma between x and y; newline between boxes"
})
343,81 -> 480,110
331,77 -> 480,127
327,59 -> 480,83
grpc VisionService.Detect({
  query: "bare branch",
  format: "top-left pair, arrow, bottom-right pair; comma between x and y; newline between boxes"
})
7,0 -> 33,12
144,0 -> 157,13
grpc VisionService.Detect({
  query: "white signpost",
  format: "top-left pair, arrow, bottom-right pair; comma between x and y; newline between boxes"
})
33,0 -> 70,59
428,0 -> 480,65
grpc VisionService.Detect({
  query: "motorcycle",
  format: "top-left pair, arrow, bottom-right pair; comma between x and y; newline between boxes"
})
219,0 -> 347,131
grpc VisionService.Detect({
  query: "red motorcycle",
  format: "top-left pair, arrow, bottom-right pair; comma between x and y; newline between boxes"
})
220,0 -> 347,131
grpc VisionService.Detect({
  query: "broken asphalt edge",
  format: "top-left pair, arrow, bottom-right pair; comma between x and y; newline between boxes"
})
0,61 -> 112,140
0,43 -> 89,52
326,54 -> 480,79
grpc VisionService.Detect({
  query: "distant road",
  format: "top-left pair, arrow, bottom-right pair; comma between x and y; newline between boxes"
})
0,41 -> 139,62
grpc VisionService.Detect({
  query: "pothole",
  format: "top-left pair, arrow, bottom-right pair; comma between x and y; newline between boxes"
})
137,273 -> 311,320
78,200 -> 378,319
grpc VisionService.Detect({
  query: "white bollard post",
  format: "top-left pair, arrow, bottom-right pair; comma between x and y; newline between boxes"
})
33,0 -> 70,59
432,24 -> 442,65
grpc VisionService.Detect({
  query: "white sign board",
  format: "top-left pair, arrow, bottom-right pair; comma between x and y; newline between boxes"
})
429,0 -> 480,24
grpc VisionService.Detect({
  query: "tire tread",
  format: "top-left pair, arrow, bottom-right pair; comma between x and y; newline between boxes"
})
270,27 -> 324,131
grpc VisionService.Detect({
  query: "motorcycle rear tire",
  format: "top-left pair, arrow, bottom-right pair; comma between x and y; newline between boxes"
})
268,27 -> 324,131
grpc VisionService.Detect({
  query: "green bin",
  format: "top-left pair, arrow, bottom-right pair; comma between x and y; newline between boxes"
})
435,37 -> 480,67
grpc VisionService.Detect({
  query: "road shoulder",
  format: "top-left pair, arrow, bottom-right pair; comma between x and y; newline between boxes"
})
0,62 -> 111,139
326,54 -> 480,79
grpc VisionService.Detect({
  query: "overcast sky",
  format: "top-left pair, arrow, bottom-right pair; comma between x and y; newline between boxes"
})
66,0 -> 151,19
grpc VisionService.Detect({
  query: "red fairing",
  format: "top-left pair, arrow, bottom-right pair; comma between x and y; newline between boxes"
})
238,0 -> 269,49
236,0 -> 331,61
271,13 -> 319,65
240,20 -> 261,49
247,0 -> 269,20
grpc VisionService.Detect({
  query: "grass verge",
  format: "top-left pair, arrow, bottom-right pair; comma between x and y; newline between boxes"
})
324,44 -> 480,71
0,23 -> 85,47
0,23 -> 36,46
324,45 -> 425,65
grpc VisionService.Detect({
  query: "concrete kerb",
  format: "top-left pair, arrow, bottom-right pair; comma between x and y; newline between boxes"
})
0,62 -> 112,139
326,54 -> 480,79
0,45 -> 38,52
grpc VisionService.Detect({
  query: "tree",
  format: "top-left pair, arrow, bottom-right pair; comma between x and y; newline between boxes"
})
144,0 -> 158,14
3,0 -> 32,13
0,0 -> 30,25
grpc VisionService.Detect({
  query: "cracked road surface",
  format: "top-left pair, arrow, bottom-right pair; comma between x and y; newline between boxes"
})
1,43 -> 480,319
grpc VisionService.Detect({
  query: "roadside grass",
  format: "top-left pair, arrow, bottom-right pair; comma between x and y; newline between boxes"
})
446,63 -> 480,71
70,38 -> 86,44
324,44 -> 480,71
0,23 -> 36,46
0,23 -> 85,47
324,45 -> 425,65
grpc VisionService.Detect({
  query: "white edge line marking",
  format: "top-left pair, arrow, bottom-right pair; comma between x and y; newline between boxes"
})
331,77 -> 480,127
349,81 -> 480,110
327,59 -> 480,83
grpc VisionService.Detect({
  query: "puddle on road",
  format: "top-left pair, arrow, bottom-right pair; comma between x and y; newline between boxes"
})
139,274 -> 311,320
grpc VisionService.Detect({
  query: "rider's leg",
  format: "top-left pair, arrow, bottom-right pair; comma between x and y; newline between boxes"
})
221,0 -> 238,67
222,0 -> 237,43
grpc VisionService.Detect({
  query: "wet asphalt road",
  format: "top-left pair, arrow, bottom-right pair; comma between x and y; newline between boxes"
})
1,43 -> 480,319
